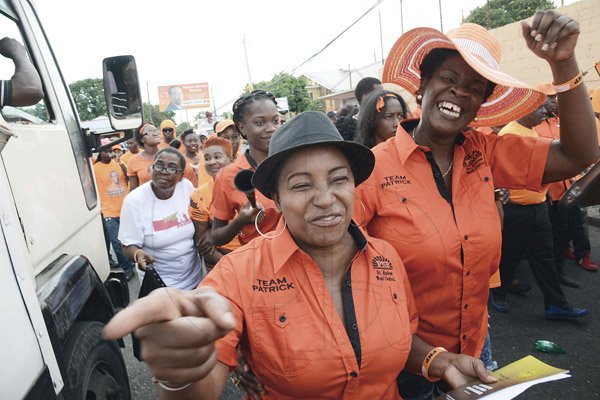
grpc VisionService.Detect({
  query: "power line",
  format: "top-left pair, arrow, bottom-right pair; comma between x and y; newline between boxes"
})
215,0 -> 383,113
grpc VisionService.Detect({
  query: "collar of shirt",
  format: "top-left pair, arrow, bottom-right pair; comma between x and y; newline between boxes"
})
271,217 -> 368,273
395,120 -> 466,165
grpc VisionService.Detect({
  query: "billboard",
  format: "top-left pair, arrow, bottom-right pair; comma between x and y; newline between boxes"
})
158,83 -> 210,112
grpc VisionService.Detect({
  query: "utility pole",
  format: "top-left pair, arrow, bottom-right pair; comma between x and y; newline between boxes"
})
438,0 -> 444,32
399,0 -> 404,34
145,81 -> 153,124
379,11 -> 384,64
348,64 -> 352,89
242,34 -> 252,89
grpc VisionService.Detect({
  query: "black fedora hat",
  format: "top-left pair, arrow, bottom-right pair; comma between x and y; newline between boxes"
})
252,111 -> 375,199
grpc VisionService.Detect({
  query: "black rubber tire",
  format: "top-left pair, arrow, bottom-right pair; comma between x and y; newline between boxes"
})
62,321 -> 131,400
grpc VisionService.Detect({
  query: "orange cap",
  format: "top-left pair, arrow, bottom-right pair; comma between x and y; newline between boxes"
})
215,119 -> 235,134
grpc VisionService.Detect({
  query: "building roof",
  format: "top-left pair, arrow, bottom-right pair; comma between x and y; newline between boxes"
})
302,61 -> 384,93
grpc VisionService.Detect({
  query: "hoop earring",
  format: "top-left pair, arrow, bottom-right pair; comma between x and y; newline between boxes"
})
416,93 -> 423,101
255,209 -> 287,239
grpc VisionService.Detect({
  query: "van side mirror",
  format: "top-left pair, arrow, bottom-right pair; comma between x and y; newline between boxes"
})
102,55 -> 142,130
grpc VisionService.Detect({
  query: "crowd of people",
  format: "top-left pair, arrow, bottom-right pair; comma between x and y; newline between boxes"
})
96,9 -> 600,399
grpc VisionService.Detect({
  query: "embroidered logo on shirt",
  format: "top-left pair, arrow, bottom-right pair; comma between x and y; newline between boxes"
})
463,150 -> 484,174
372,256 -> 396,281
152,211 -> 192,232
252,277 -> 295,293
380,175 -> 411,188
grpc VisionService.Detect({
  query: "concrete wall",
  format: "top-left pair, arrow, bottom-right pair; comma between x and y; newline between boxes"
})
491,0 -> 600,90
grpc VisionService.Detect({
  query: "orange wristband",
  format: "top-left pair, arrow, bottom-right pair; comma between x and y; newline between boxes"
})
421,347 -> 447,382
553,71 -> 583,93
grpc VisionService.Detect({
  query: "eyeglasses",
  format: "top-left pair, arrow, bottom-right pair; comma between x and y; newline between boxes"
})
162,128 -> 174,133
151,164 -> 183,174
141,128 -> 161,137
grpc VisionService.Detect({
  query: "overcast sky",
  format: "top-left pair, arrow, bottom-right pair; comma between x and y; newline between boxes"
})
34,0 -> 576,117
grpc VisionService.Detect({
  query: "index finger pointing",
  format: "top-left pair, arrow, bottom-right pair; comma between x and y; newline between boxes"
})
103,288 -> 187,340
184,287 -> 236,332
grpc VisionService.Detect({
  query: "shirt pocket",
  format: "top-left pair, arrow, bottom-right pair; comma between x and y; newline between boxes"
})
371,188 -> 438,243
250,301 -> 318,376
372,286 -> 412,351
463,165 -> 499,220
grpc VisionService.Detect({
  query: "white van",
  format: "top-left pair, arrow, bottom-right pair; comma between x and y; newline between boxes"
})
0,0 -> 141,398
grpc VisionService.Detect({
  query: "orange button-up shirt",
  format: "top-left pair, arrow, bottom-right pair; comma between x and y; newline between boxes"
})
355,120 -> 551,357
201,220 -> 418,399
534,116 -> 568,202
210,153 -> 280,245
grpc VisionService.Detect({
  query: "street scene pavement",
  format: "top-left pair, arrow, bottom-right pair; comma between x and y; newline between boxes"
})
121,208 -> 600,400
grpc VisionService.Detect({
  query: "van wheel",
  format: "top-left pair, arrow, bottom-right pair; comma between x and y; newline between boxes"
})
62,321 -> 131,400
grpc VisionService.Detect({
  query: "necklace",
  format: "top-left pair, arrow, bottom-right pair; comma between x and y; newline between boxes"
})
442,162 -> 453,178
412,128 -> 453,178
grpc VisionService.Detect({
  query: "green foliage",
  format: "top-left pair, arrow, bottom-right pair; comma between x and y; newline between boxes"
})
69,78 -> 107,121
465,0 -> 555,29
177,122 -> 192,133
244,73 -> 316,113
142,102 -> 175,126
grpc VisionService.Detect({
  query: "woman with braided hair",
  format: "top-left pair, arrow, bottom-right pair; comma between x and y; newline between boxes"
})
210,90 -> 282,247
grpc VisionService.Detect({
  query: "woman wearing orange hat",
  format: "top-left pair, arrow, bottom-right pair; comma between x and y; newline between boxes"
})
355,10 -> 598,398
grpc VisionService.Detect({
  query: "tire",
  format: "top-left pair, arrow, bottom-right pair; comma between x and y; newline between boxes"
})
62,321 -> 131,400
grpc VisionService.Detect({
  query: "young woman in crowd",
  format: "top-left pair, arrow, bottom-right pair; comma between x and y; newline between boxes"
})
118,147 -> 202,290
355,11 -> 598,398
355,89 -> 409,148
180,128 -> 211,188
189,137 -> 239,272
210,90 -> 281,247
215,119 -> 242,159
105,112 -> 496,399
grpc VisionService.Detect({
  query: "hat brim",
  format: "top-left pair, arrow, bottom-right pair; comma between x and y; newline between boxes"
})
382,26 -> 546,127
252,140 -> 375,200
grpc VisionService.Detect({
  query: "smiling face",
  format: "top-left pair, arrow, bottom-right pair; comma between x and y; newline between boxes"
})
274,146 -> 355,253
374,97 -> 404,144
203,145 -> 232,178
140,125 -> 162,147
151,151 -> 184,190
419,54 -> 488,137
236,99 -> 280,155
219,126 -> 241,154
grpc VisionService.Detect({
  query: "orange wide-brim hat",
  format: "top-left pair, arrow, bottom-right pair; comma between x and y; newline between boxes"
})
382,23 -> 546,127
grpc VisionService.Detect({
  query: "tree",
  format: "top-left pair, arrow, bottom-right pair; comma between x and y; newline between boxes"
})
244,72 -> 321,113
465,0 -> 555,29
69,78 -> 107,121
142,102 -> 175,126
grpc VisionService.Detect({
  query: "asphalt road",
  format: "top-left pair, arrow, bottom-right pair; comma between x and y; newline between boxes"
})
120,208 -> 600,399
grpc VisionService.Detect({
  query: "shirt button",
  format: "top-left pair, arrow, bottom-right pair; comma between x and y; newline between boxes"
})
345,280 -> 351,288
393,293 -> 398,300
350,371 -> 358,378
462,334 -> 467,340
401,197 -> 407,203
279,315 -> 286,323
466,270 -> 471,276
464,304 -> 469,309
351,323 -> 358,331
464,235 -> 469,240
484,176 -> 490,182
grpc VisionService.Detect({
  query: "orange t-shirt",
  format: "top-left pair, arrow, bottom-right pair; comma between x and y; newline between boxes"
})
127,152 -> 197,186
210,153 -> 280,245
499,121 -> 548,205
201,220 -> 418,399
126,154 -> 153,184
189,179 -> 241,252
93,160 -> 128,218
120,150 -> 136,167
355,120 -> 551,357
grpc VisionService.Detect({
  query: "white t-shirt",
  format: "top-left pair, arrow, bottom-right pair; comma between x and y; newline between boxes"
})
119,179 -> 202,290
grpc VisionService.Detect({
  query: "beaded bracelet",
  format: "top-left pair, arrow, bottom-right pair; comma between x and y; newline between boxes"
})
421,347 -> 448,382
553,71 -> 583,94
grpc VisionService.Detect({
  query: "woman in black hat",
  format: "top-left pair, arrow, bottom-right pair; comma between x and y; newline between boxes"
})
105,112 -> 495,399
